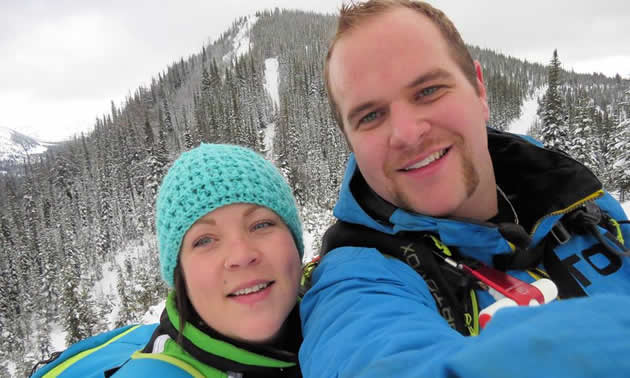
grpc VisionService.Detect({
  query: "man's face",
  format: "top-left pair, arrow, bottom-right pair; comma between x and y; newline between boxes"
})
328,7 -> 494,219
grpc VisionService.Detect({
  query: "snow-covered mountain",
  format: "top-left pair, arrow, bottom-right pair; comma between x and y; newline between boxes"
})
0,126 -> 51,164
3,7 -> 629,377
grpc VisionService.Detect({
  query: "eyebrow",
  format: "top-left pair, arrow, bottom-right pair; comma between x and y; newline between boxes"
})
243,204 -> 262,217
194,204 -> 261,226
347,101 -> 378,126
195,217 -> 216,226
345,69 -> 453,125
405,68 -> 453,89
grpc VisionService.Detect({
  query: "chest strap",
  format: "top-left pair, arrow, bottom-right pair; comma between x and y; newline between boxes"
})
494,202 -> 628,298
320,221 -> 480,336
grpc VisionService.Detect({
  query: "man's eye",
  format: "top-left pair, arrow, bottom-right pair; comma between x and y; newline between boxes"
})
358,111 -> 382,125
193,236 -> 214,248
417,86 -> 440,99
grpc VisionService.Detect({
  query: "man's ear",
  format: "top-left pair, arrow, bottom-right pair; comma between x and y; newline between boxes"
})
474,60 -> 490,121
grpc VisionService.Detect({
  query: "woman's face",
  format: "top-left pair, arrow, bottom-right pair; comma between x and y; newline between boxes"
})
179,203 -> 301,343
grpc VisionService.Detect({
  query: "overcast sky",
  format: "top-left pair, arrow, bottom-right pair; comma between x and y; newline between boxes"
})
2,0 -> 628,142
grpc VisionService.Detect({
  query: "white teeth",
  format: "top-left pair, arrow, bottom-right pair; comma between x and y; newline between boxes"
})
232,282 -> 271,296
404,149 -> 446,170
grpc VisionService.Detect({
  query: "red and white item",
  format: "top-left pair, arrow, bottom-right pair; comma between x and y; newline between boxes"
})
479,278 -> 558,328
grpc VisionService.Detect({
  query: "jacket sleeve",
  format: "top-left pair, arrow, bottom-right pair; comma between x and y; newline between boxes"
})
299,247 -> 630,378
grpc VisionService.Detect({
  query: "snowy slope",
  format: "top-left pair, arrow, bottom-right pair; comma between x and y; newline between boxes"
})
16,15 -> 332,377
262,57 -> 279,161
0,126 -> 50,163
14,38 -> 625,378
47,235 -> 164,354
505,87 -> 630,219
507,86 -> 546,135
264,58 -> 280,110
222,15 -> 259,63
261,56 -> 324,262
41,50 -> 318,360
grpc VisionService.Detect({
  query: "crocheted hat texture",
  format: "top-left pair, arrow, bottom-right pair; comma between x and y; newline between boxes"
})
156,143 -> 303,287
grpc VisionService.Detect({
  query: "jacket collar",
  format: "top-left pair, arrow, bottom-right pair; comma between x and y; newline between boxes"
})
148,292 -> 301,377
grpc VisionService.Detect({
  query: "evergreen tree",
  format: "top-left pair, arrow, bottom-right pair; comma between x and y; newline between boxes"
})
96,179 -> 113,257
611,118 -> 630,199
115,260 -> 135,326
569,98 -> 598,171
162,98 -> 174,134
541,50 -> 570,151
594,110 -> 615,188
143,115 -> 155,149
0,362 -> 9,378
61,270 -> 82,344
76,286 -> 98,338
182,108 -> 195,149
35,319 -> 52,361
3,9 -> 629,370
143,114 -> 168,205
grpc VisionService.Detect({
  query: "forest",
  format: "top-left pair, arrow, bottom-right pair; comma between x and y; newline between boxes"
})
0,9 -> 629,376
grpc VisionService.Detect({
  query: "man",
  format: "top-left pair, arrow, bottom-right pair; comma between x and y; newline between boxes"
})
299,1 -> 630,377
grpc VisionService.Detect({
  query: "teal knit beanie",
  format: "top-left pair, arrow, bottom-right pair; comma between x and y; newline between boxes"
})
156,143 -> 303,287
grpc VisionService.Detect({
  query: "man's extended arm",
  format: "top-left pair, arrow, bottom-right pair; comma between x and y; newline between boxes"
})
300,246 -> 630,378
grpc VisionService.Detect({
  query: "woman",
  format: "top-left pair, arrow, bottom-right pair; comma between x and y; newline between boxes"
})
32,144 -> 304,377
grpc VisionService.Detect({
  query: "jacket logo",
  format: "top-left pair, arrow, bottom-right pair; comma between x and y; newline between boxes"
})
562,243 -> 623,287
401,243 -> 420,269
400,243 -> 456,329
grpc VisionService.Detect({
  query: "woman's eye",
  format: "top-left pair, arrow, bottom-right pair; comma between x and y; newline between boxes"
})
252,221 -> 274,231
193,236 -> 214,248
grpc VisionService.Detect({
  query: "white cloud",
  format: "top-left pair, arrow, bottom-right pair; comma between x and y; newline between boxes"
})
1,0 -> 628,141
570,56 -> 630,78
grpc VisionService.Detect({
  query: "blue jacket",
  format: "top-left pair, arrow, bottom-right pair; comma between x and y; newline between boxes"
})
300,129 -> 630,378
32,292 -> 301,377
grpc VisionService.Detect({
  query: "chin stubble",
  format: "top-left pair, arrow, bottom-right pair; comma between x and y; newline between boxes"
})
394,138 -> 479,215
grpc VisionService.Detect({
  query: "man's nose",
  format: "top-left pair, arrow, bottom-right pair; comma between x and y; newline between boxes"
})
389,102 -> 430,148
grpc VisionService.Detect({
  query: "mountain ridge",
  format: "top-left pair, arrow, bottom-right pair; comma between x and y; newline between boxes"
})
1,9 -> 628,376
0,126 -> 55,165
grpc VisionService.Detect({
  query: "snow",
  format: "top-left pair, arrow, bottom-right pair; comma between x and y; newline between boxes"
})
264,58 -> 280,109
49,324 -> 67,352
94,260 -> 123,325
0,126 -> 11,140
30,54 -> 312,369
261,55 -> 330,263
0,126 -> 49,162
140,300 -> 166,324
28,144 -> 48,155
262,57 -> 280,161
507,86 -> 546,135
5,361 -> 15,377
302,227 -> 318,263
504,87 -> 630,220
262,123 -> 276,160
46,234 -> 162,353
24,47 -> 315,371
222,15 -> 259,63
